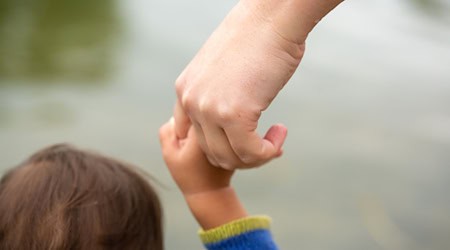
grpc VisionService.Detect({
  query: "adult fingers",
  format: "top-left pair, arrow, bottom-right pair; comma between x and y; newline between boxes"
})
173,99 -> 191,139
180,126 -> 205,157
225,123 -> 288,166
192,121 -> 219,167
202,122 -> 245,170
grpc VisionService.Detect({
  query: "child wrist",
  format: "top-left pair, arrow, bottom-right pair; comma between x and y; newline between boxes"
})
182,186 -> 234,202
184,187 -> 248,230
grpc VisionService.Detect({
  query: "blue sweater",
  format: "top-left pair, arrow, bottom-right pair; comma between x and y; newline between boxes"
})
199,216 -> 278,250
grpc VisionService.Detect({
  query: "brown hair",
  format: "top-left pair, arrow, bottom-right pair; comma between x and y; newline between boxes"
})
0,144 -> 163,250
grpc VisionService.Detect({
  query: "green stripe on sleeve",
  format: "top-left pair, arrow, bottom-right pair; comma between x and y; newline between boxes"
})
199,215 -> 272,245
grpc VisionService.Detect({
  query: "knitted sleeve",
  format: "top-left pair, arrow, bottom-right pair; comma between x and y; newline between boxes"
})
199,216 -> 279,250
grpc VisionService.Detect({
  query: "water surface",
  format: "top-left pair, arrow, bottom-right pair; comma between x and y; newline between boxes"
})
1,0 -> 450,249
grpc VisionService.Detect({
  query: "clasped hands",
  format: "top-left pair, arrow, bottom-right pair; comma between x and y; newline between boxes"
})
172,1 -> 308,170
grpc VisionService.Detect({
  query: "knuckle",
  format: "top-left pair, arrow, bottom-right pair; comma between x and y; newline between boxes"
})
201,102 -> 242,124
216,104 -> 240,123
198,97 -> 221,118
212,154 -> 228,167
175,74 -> 187,97
181,92 -> 195,111
239,155 -> 257,165
208,148 -> 236,169
217,162 -> 235,171
236,148 -> 263,165
197,97 -> 211,114
206,155 -> 218,166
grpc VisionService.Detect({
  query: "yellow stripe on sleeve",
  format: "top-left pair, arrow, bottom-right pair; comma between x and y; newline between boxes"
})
199,215 -> 272,245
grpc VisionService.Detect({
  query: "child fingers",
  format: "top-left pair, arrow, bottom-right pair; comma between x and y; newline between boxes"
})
173,99 -> 191,139
159,118 -> 178,153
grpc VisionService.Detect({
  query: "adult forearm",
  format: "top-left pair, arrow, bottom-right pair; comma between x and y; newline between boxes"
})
241,0 -> 344,43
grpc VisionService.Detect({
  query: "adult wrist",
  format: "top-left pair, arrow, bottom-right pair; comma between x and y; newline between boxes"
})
240,0 -> 344,44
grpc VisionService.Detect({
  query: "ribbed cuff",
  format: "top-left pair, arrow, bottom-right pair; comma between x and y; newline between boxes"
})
199,215 -> 272,245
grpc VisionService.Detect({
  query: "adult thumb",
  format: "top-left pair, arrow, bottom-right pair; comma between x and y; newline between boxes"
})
264,124 -> 288,156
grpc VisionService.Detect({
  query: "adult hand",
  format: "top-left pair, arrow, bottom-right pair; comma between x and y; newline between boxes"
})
174,0 -> 343,170
174,1 -> 296,170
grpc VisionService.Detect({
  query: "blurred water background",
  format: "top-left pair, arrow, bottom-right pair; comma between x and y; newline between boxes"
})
1,0 -> 450,249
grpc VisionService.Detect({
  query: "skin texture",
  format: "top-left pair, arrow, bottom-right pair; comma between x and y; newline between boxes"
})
174,0 -> 344,170
159,118 -> 247,229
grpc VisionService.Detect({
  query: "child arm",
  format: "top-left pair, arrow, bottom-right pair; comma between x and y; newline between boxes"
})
159,118 -> 246,229
159,118 -> 280,249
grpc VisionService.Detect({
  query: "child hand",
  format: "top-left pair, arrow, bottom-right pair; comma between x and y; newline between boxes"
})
159,117 -> 234,196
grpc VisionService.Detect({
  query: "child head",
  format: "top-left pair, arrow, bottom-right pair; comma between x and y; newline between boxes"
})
0,144 -> 163,250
